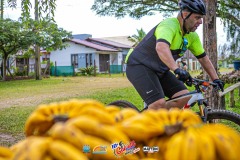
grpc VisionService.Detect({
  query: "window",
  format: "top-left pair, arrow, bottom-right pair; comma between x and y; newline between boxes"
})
71,54 -> 78,68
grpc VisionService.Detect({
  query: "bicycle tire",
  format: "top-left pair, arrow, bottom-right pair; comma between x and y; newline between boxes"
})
107,100 -> 140,111
206,109 -> 240,126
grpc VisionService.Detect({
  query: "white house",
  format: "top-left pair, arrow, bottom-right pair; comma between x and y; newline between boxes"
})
50,35 -> 132,75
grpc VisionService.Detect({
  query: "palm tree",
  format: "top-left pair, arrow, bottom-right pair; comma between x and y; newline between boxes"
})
128,28 -> 146,46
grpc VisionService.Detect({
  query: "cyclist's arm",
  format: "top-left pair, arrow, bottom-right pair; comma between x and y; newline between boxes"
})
156,42 -> 178,71
198,55 -> 219,81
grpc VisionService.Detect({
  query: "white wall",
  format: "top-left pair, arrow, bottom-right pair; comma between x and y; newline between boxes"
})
50,42 -> 96,66
118,52 -> 123,65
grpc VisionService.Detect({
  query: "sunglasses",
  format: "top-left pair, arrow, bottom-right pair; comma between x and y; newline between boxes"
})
179,38 -> 188,56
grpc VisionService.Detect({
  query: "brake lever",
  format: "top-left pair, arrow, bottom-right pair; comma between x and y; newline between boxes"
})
185,76 -> 193,87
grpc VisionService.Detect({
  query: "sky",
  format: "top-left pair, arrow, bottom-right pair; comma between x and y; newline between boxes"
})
4,0 -> 226,43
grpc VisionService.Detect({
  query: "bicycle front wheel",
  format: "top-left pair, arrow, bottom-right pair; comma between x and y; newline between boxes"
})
107,100 -> 139,111
206,109 -> 240,131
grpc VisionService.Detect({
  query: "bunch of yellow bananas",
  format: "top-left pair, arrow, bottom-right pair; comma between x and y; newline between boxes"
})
165,123 -> 240,160
117,107 -> 203,142
24,99 -> 115,136
9,136 -> 88,160
3,98 -> 240,160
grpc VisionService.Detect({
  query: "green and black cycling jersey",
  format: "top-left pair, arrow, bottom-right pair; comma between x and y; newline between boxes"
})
125,18 -> 206,75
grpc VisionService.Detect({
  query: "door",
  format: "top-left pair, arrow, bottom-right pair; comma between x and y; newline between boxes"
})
99,54 -> 109,72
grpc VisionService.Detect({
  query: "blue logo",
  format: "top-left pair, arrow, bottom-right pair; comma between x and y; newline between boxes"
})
83,145 -> 90,153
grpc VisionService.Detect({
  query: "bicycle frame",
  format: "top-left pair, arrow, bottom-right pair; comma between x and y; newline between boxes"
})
143,78 -> 215,119
167,91 -> 207,117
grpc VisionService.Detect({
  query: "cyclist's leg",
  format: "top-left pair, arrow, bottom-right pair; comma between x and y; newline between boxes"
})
126,64 -> 167,110
160,71 -> 190,109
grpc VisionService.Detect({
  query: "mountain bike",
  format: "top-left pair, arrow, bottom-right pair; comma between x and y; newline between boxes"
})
108,78 -> 240,129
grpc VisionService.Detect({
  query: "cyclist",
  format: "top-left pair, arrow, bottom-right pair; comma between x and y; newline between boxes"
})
125,0 -> 224,110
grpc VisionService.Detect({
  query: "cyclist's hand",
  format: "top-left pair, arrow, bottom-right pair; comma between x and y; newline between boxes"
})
185,76 -> 193,87
213,79 -> 225,92
174,68 -> 190,82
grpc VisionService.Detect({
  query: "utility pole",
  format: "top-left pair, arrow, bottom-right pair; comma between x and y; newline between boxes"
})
34,0 -> 42,80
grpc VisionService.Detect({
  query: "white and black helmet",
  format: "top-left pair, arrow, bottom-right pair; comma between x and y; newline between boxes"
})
179,0 -> 206,15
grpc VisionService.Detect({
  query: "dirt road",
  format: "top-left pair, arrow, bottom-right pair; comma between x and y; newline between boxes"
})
0,76 -> 132,109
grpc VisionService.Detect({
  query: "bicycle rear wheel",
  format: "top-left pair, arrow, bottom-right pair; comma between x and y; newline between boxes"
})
206,109 -> 240,131
107,100 -> 139,111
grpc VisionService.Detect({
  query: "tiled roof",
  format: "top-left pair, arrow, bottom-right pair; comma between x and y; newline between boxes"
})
87,38 -> 132,49
69,39 -> 119,52
100,36 -> 135,46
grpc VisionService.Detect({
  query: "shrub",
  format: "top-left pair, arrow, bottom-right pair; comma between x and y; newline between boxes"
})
78,66 -> 96,76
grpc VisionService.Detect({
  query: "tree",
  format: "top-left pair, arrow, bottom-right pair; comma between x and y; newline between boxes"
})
91,0 -> 239,50
0,18 -> 72,81
128,28 -> 146,46
0,18 -> 35,81
4,0 -> 58,80
203,0 -> 219,109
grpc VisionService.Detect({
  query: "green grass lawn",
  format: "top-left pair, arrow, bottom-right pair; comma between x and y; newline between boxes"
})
0,71 -> 239,146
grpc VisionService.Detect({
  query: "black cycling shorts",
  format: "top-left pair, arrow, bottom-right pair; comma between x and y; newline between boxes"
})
126,64 -> 187,105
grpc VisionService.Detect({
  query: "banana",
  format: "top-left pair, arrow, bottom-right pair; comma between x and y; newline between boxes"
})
48,140 -> 88,160
46,102 -> 60,115
118,122 -> 165,141
11,136 -> 52,160
177,109 -> 203,128
135,143 -> 146,159
25,137 -> 53,160
146,137 -> 159,147
181,127 -> 200,160
120,113 -> 157,126
155,109 -> 171,125
204,124 -> 240,160
69,107 -> 115,125
164,131 -> 185,160
105,105 -> 121,113
42,155 -> 54,160
141,109 -> 163,123
83,135 -> 115,160
56,100 -> 73,114
0,146 -> 13,158
66,115 -> 99,134
67,99 -> 107,114
10,139 -> 27,153
124,153 -> 140,160
11,140 -> 29,160
48,122 -> 86,149
66,116 -> 129,143
153,136 -> 171,159
205,123 -> 240,146
198,132 -> 216,160
99,125 -> 130,143
168,107 -> 182,125
25,112 -> 53,136
35,104 -> 54,116
115,108 -> 139,123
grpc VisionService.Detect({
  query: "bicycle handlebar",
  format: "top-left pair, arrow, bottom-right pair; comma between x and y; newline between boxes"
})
191,78 -> 217,87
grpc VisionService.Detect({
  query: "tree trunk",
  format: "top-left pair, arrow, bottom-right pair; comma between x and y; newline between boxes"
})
1,0 -> 3,19
34,0 -> 42,80
2,56 -> 7,81
35,45 -> 41,80
203,0 -> 219,109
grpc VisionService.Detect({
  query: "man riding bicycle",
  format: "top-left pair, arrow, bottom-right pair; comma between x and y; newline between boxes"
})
125,0 -> 224,110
